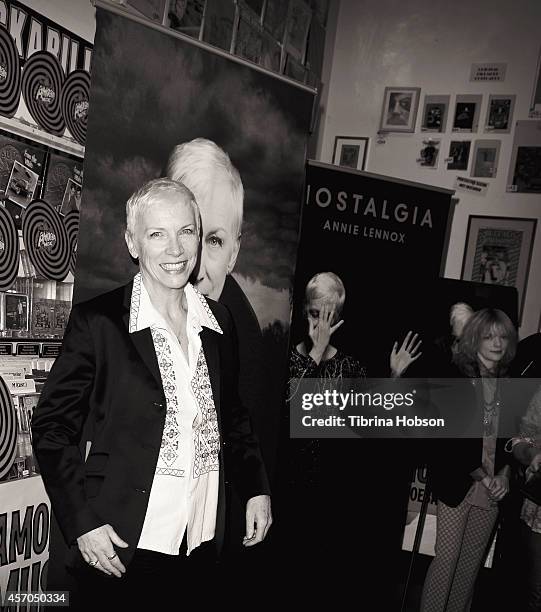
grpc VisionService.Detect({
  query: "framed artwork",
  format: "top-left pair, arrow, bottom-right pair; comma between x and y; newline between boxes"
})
507,120 -> 541,193
485,95 -> 516,133
332,136 -> 369,171
417,139 -> 440,168
284,0 -> 312,62
461,215 -> 537,322
471,140 -> 501,179
447,140 -> 471,171
452,94 -> 482,133
379,87 -> 421,133
421,95 -> 450,132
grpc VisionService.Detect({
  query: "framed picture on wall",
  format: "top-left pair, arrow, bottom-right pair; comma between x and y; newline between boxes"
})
452,94 -> 482,133
485,95 -> 515,133
332,136 -> 369,171
471,140 -> 501,178
421,95 -> 450,132
507,120 -> 541,193
447,140 -> 471,171
379,87 -> 421,133
461,215 -> 538,322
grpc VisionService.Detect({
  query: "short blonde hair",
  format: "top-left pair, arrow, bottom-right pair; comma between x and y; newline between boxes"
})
167,138 -> 243,237
125,178 -> 200,237
304,272 -> 346,317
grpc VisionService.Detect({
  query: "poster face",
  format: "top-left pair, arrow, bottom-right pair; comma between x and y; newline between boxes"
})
380,87 -> 421,132
77,9 -> 313,479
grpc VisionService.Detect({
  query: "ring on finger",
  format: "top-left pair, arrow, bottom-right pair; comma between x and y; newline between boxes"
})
107,553 -> 118,560
89,560 -> 98,567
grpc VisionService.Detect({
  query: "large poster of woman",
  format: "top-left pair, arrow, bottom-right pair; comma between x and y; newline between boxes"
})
75,6 -> 313,547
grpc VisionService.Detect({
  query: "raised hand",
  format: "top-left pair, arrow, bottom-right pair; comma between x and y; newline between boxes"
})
308,302 -> 343,364
390,331 -> 422,378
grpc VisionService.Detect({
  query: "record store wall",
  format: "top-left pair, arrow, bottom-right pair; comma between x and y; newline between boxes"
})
318,0 -> 541,336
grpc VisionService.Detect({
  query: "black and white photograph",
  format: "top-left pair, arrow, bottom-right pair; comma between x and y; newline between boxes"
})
421,95 -> 450,132
332,136 -> 369,170
472,140 -> 501,178
4,1 -> 541,611
6,160 -> 39,208
485,95 -> 515,133
447,140 -> 471,170
418,139 -> 441,168
453,95 -> 482,132
379,86 -> 421,132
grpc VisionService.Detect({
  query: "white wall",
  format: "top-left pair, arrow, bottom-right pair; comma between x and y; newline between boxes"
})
318,0 -> 541,336
18,0 -> 96,41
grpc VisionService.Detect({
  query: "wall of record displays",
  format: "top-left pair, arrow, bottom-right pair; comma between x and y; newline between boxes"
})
319,0 -> 541,336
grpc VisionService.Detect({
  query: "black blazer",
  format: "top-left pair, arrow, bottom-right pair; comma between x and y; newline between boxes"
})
428,370 -> 514,507
31,280 -> 270,566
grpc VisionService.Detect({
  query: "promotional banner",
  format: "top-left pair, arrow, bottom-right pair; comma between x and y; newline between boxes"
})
0,0 -> 93,144
291,161 -> 455,374
0,477 -> 51,604
74,6 -> 313,562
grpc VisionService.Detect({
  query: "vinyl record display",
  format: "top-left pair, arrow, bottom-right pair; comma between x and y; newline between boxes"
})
61,70 -> 90,145
0,375 -> 16,479
0,205 -> 19,291
22,51 -> 66,136
0,26 -> 22,118
22,199 -> 69,281
64,210 -> 79,275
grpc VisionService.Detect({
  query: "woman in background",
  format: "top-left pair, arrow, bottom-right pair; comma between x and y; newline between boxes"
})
422,308 -> 517,612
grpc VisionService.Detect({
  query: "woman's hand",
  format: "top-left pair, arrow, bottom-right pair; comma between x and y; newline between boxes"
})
308,303 -> 343,364
390,331 -> 422,378
489,475 -> 509,502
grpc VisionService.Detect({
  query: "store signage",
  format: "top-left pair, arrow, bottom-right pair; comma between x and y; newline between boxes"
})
0,366 -> 24,378
40,343 -> 60,358
6,378 -> 35,393
469,62 -> 506,82
15,343 -> 39,356
0,343 -> 12,355
454,175 -> 489,196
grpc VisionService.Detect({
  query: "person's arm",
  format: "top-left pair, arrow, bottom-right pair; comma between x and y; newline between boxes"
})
31,304 -> 102,545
